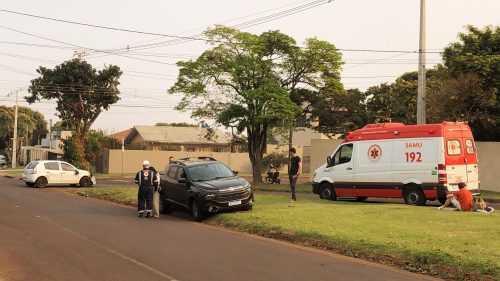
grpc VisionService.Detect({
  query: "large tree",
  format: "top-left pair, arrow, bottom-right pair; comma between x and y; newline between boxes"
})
169,26 -> 343,182
27,59 -> 122,169
442,25 -> 500,140
0,105 -> 47,150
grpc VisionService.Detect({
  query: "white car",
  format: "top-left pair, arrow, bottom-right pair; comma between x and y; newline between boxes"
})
22,160 -> 96,188
0,155 -> 6,167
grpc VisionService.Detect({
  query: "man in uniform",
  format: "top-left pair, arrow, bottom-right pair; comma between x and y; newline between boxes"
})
134,160 -> 158,218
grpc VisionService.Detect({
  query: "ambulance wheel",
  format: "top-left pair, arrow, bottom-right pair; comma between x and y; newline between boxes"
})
319,183 -> 337,200
438,197 -> 447,205
404,187 -> 426,206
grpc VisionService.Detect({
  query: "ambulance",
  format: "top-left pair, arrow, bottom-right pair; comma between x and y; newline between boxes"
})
312,122 -> 479,206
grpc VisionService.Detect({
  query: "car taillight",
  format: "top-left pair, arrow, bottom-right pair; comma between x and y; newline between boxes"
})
438,164 -> 447,184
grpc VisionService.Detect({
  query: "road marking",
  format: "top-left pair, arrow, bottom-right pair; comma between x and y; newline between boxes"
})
37,216 -> 179,281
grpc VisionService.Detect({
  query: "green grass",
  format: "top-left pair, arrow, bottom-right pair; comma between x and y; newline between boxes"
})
74,186 -> 137,206
0,168 -> 23,177
251,182 -> 312,193
481,190 -> 500,200
209,194 -> 500,279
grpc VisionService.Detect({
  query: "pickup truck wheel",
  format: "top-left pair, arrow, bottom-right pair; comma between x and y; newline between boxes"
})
319,183 -> 337,200
159,199 -> 172,214
79,176 -> 92,187
190,200 -> 206,222
404,187 -> 426,206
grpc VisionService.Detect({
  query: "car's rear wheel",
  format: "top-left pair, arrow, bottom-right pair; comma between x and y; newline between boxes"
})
79,176 -> 92,187
25,182 -> 35,187
190,199 -> 206,222
35,177 -> 47,188
319,183 -> 337,200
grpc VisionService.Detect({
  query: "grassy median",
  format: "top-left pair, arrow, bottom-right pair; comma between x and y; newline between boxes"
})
72,187 -> 499,280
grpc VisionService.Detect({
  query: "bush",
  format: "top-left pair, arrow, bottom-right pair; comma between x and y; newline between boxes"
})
262,151 -> 288,171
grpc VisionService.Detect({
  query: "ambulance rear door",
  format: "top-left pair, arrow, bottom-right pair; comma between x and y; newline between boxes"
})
444,126 -> 468,192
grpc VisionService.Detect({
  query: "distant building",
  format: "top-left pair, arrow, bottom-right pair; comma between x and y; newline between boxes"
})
20,130 -> 72,164
125,125 -> 230,152
108,128 -> 132,141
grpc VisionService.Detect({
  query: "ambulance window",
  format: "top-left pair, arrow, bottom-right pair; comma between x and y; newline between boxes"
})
465,139 -> 475,154
447,140 -> 462,156
334,144 -> 353,165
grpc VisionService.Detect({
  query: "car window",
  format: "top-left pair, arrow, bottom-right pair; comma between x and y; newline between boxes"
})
167,166 -> 179,179
26,161 -> 39,169
61,162 -> 76,171
447,139 -> 462,156
332,144 -> 353,166
44,162 -> 60,171
178,168 -> 187,180
187,163 -> 234,181
465,139 -> 475,154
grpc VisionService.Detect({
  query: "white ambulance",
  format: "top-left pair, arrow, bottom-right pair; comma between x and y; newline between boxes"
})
312,122 -> 479,206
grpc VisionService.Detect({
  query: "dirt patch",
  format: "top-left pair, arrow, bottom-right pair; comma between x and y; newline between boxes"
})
209,221 -> 498,281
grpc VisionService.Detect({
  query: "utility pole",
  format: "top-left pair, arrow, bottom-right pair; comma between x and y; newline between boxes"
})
11,89 -> 20,168
416,0 -> 426,124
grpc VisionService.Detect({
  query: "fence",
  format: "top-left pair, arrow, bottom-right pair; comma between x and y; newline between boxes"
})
102,144 -> 303,175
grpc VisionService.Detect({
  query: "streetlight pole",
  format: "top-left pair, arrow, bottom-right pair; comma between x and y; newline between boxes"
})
11,89 -> 20,168
416,0 -> 426,124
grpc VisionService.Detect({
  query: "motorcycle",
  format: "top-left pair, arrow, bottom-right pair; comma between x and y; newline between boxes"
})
265,170 -> 281,184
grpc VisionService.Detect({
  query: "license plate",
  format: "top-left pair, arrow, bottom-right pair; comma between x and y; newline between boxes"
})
228,200 -> 241,206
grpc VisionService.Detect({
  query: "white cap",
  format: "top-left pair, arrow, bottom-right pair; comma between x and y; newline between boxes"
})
142,160 -> 150,165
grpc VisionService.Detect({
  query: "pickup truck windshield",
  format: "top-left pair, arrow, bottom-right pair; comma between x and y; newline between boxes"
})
188,163 -> 235,181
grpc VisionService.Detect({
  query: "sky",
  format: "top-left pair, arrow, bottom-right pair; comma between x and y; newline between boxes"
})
0,0 -> 499,133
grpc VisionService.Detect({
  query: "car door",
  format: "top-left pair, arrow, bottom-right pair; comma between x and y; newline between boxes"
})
43,161 -> 62,184
163,166 -> 179,203
327,143 -> 354,196
175,167 -> 190,207
60,162 -> 79,184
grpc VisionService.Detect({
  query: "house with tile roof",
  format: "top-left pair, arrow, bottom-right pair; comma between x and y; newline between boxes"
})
125,125 -> 230,152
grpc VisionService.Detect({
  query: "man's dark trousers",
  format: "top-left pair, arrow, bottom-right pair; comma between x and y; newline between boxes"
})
138,186 -> 154,213
289,175 -> 297,201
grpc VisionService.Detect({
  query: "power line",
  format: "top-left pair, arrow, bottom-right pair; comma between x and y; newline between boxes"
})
0,25 -> 177,66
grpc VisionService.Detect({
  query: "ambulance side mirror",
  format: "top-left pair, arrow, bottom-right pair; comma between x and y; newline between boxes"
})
326,156 -> 333,167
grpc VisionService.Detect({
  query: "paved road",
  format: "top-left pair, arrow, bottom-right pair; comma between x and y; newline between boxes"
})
0,176 -> 436,281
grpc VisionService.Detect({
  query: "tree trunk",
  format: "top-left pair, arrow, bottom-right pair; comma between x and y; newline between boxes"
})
247,125 -> 266,183
74,128 -> 90,171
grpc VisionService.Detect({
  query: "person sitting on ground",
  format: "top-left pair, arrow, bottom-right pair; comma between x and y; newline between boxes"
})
438,182 -> 473,211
